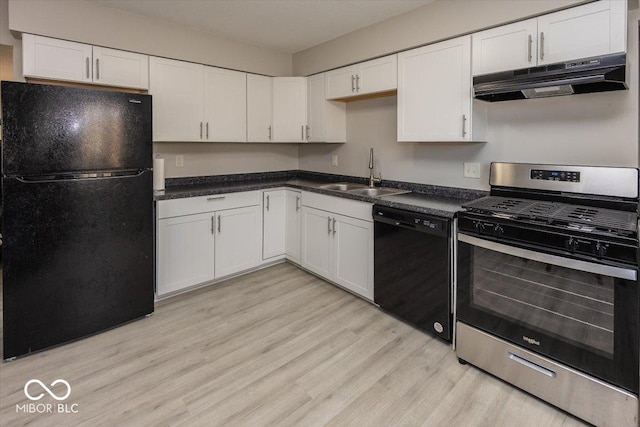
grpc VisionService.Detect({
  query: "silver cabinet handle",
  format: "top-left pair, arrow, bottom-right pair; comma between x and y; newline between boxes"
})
328,216 -> 332,234
268,125 -> 272,140
462,114 -> 467,138
266,194 -> 270,211
86,57 -> 90,79
527,35 -> 532,62
332,218 -> 336,235
296,195 -> 300,211
211,216 -> 214,234
207,195 -> 225,201
301,125 -> 304,141
96,58 -> 100,80
206,122 -> 209,139
217,215 -> 221,233
306,125 -> 310,139
351,75 -> 355,92
200,122 -> 203,139
355,74 -> 360,92
540,32 -> 545,60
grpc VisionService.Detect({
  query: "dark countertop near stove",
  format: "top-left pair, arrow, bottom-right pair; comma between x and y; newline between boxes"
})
154,170 -> 487,218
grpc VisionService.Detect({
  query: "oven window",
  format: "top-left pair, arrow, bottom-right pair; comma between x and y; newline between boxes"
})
472,247 -> 614,356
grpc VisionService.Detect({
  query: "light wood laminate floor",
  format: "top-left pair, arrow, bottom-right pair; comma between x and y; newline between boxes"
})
0,262 -> 587,426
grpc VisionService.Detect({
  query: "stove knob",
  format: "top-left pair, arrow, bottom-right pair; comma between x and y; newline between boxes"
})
494,225 -> 504,237
564,237 -> 576,252
595,242 -> 607,258
474,221 -> 485,234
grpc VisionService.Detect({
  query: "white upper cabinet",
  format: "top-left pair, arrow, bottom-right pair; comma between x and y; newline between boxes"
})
326,54 -> 397,100
149,57 -> 204,142
92,47 -> 149,89
472,19 -> 538,76
22,34 -> 148,89
537,0 -> 626,66
247,74 -> 273,142
398,35 -> 484,142
472,0 -> 627,75
150,57 -> 247,142
203,66 -> 247,142
325,65 -> 359,99
307,73 -> 346,143
272,77 -> 307,142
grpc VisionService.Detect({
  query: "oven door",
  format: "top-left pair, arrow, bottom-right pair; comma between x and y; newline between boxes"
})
457,233 -> 639,393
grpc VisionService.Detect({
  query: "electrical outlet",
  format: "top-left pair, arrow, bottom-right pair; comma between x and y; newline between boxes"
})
464,162 -> 481,179
176,155 -> 184,167
331,155 -> 338,166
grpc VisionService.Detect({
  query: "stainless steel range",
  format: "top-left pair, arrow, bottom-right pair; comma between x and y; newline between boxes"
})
455,163 -> 639,427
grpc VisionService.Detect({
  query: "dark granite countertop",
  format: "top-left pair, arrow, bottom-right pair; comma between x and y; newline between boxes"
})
154,170 -> 487,218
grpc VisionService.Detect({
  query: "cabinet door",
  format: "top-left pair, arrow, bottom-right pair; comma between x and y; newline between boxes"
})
272,77 -> 307,142
149,57 -> 203,142
263,190 -> 286,259
301,207 -> 333,279
215,205 -> 261,278
157,213 -> 215,296
537,0 -> 626,65
92,47 -> 149,89
203,66 -> 247,142
472,19 -> 538,76
326,65 -> 358,100
285,190 -> 302,263
307,74 -> 326,142
247,74 -> 273,142
22,34 -> 92,83
333,214 -> 373,300
397,36 -> 472,142
358,54 -> 397,95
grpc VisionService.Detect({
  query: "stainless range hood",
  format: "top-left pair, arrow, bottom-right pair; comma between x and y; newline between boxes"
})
473,53 -> 627,102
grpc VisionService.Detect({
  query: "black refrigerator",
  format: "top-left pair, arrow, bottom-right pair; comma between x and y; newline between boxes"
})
1,81 -> 154,360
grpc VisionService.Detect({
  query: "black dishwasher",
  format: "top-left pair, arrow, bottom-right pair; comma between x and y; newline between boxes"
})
373,205 -> 451,341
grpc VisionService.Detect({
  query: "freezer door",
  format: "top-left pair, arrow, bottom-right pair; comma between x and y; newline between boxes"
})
1,81 -> 152,175
2,171 -> 154,359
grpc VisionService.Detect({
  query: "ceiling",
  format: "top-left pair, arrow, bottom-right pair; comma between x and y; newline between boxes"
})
91,0 -> 433,54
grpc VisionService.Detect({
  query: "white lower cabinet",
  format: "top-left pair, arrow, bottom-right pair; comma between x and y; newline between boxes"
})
285,190 -> 302,263
156,191 -> 261,297
215,205 -> 261,278
262,190 -> 287,260
157,212 -> 215,296
301,193 -> 373,300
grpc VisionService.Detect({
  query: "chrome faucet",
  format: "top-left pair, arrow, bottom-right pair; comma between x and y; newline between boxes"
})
368,147 -> 382,187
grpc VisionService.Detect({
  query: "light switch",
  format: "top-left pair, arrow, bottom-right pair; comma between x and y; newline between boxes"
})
464,162 -> 481,179
331,155 -> 338,166
176,155 -> 184,167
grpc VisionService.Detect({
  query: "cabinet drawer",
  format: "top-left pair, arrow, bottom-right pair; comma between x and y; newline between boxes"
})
157,190 -> 261,219
301,191 -> 373,222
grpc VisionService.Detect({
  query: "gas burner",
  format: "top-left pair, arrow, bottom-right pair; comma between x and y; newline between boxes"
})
566,207 -> 598,222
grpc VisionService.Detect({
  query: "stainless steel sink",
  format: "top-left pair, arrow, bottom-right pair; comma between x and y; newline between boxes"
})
347,187 -> 410,197
318,182 -> 367,191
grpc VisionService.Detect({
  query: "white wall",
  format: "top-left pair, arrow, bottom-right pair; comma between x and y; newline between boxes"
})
298,6 -> 639,191
7,0 -> 291,76
154,143 -> 298,178
293,0 -> 587,76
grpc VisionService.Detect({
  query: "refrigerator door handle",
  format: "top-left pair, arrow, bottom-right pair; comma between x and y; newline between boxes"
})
14,170 -> 148,183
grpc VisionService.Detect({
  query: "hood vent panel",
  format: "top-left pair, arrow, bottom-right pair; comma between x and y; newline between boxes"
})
473,53 -> 627,102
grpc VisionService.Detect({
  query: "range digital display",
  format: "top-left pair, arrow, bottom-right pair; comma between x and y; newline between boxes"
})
530,169 -> 580,182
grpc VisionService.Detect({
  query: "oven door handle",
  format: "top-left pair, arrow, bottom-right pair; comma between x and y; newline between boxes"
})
458,233 -> 637,281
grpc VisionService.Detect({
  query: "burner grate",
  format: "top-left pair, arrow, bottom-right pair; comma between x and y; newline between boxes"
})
463,196 -> 638,235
